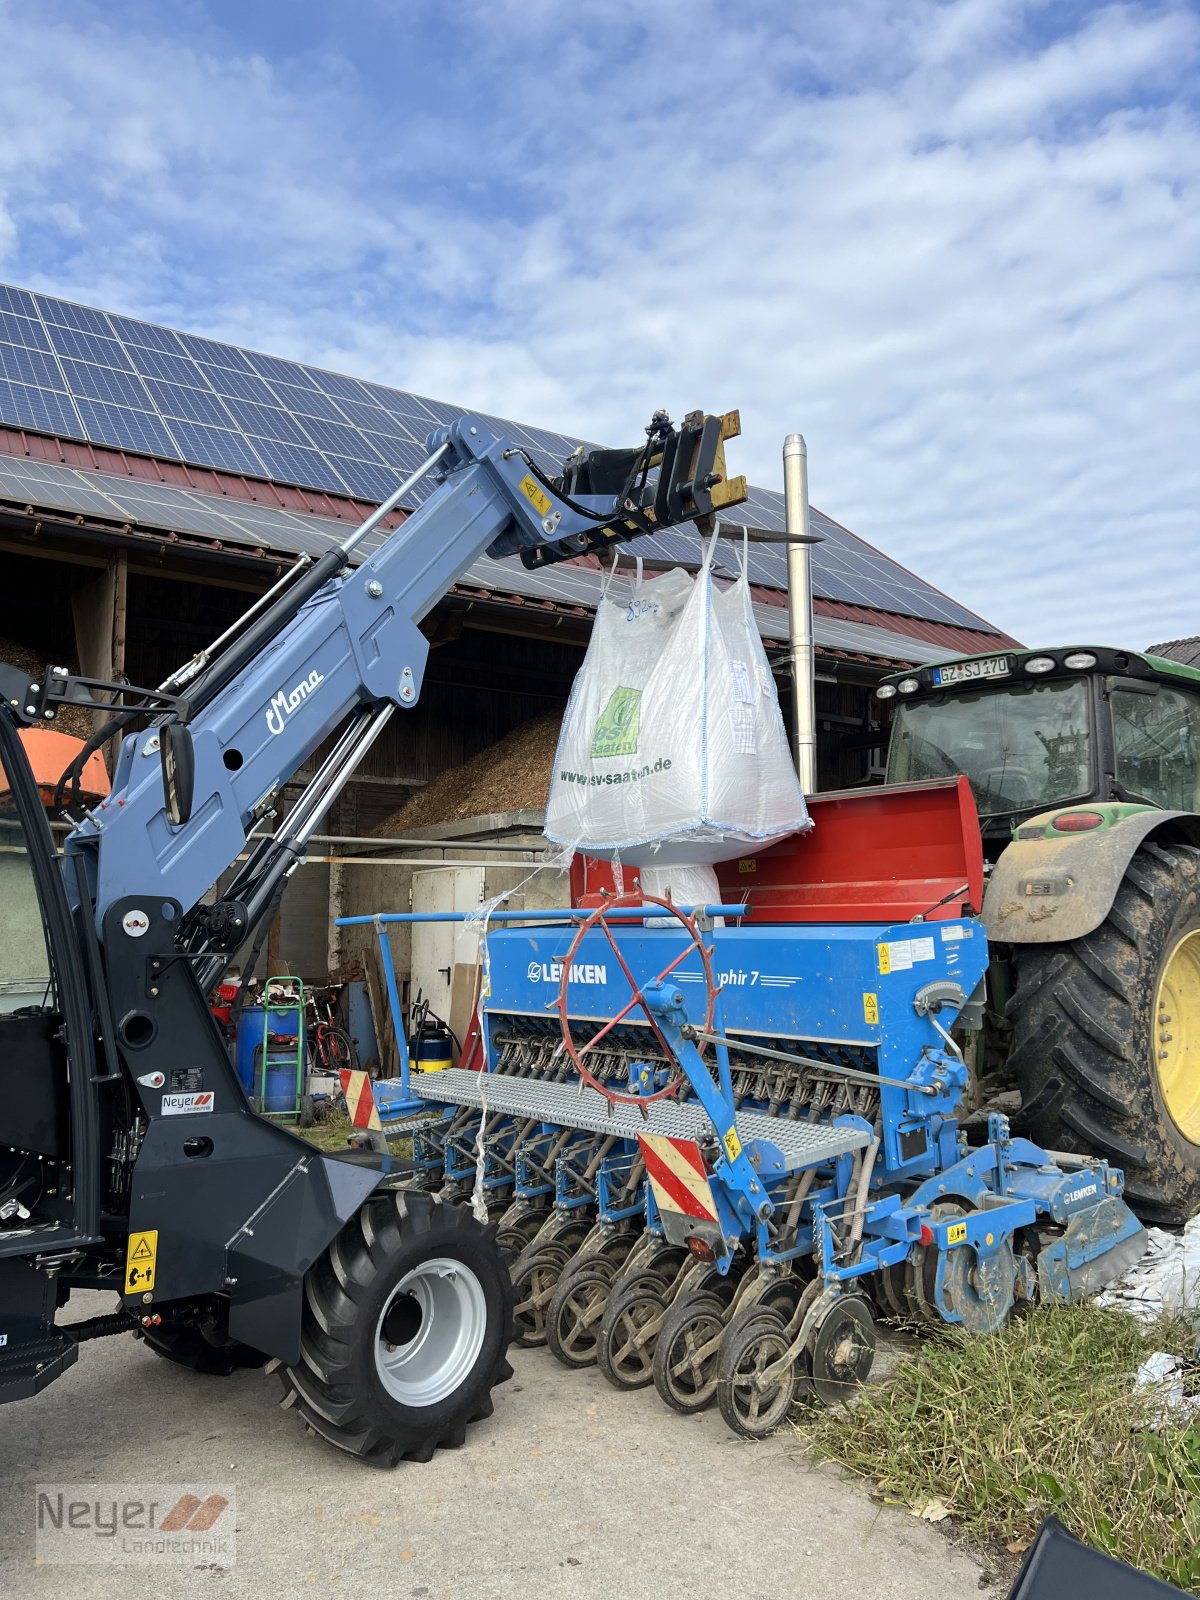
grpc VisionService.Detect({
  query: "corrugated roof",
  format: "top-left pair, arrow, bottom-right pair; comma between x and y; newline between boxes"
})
0,452 -> 947,667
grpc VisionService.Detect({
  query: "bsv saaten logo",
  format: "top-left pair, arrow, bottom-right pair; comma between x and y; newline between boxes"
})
527,960 -> 608,985
265,669 -> 324,736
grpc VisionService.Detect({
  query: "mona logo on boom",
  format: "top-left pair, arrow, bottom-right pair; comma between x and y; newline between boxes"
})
266,670 -> 324,736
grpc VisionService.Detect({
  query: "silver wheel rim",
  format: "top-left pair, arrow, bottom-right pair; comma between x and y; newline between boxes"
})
374,1257 -> 487,1407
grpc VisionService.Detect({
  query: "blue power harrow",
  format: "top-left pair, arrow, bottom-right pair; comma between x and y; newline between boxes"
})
342,890 -> 1147,1439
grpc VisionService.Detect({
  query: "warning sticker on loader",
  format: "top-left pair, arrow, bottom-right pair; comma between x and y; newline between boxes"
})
518,475 -> 552,518
946,1221 -> 968,1245
723,1125 -> 742,1164
124,1230 -> 158,1295
863,992 -> 879,1024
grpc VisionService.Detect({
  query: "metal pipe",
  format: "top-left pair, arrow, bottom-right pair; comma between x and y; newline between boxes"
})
158,555 -> 314,693
783,433 -> 817,793
682,1027 -> 936,1096
308,832 -> 546,853
291,705 -> 396,846
338,443 -> 451,559
335,904 -> 746,927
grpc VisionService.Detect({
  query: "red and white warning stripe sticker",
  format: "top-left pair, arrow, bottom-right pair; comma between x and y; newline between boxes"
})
340,1068 -> 381,1131
638,1133 -> 719,1222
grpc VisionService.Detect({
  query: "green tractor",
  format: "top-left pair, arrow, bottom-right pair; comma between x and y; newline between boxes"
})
877,644 -> 1200,1225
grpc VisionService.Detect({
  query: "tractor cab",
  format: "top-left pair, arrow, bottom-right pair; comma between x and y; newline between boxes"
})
878,646 -> 1200,860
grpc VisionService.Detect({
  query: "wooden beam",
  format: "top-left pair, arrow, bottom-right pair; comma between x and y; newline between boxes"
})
69,552 -> 126,736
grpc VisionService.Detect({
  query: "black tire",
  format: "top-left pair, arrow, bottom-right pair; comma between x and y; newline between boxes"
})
1008,841 -> 1200,1225
140,1321 -> 270,1375
298,1094 -> 315,1129
277,1187 -> 513,1467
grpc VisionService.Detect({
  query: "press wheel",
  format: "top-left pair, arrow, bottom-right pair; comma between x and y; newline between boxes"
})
598,1281 -> 667,1390
546,1262 -> 618,1369
652,1291 -> 727,1414
716,1307 -> 798,1440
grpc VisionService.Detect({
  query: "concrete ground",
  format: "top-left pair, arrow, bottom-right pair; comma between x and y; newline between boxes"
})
1,1292 -> 988,1599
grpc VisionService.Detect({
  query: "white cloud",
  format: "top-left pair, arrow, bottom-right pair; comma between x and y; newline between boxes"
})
0,0 -> 1195,648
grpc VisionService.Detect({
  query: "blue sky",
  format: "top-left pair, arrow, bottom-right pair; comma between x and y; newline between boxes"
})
0,0 -> 1196,646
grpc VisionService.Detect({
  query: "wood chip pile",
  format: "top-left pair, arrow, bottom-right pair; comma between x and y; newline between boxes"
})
0,637 -> 94,740
373,708 -> 564,834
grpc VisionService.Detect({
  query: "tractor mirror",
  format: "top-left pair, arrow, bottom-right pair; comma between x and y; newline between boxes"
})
160,719 -> 195,827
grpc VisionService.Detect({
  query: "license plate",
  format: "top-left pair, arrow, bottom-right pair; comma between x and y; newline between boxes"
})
932,655 -> 1010,687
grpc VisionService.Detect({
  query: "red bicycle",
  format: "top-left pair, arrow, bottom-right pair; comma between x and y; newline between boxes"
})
307,985 -> 355,1076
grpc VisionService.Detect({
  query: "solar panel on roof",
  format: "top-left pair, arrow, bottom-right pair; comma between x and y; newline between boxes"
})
175,331 -> 254,371
44,325 -> 133,370
220,396 -> 311,446
0,311 -> 51,351
73,398 -> 179,457
332,458 -> 405,502
199,363 -> 277,405
0,381 -> 81,436
0,343 -> 64,390
61,360 -> 153,410
126,345 -> 208,386
310,369 -> 369,404
34,295 -> 114,336
165,418 -> 264,476
144,379 -> 235,428
0,285 -> 37,319
267,381 -> 349,423
248,437 -> 347,494
0,278 -> 993,631
106,314 -> 186,355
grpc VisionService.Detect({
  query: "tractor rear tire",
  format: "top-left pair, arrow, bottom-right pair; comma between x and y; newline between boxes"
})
1008,841 -> 1200,1226
277,1187 -> 513,1467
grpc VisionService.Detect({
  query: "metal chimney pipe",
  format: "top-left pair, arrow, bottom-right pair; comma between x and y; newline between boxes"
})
783,433 -> 817,792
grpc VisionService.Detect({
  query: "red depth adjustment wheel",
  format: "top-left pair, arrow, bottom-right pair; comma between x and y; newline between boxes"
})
556,889 -> 716,1109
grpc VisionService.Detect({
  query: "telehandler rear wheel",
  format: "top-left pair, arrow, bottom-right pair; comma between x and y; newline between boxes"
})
277,1187 -> 512,1467
1008,842 -> 1200,1226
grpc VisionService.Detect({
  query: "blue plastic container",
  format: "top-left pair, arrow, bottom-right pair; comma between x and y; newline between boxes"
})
263,1059 -> 298,1114
234,1006 -> 299,1096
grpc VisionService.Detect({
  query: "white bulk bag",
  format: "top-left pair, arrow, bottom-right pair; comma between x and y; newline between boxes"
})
544,546 -> 810,865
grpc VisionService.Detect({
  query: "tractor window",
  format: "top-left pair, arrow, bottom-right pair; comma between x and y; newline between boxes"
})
0,755 -> 55,1013
888,678 -> 1091,817
1112,686 -> 1200,811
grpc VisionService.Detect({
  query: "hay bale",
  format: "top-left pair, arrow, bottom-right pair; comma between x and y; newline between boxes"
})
0,636 -> 95,740
374,709 -> 564,834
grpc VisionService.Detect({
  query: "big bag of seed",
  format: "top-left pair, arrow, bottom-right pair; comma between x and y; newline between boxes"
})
544,544 -> 810,865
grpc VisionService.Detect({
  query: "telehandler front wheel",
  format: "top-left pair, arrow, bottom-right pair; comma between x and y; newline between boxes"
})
278,1187 -> 513,1466
1009,841 -> 1200,1226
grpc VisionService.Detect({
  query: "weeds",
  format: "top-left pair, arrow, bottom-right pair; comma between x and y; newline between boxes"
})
800,1304 -> 1200,1592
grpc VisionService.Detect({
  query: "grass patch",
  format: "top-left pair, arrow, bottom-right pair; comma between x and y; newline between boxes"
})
296,1110 -> 354,1151
800,1303 -> 1200,1593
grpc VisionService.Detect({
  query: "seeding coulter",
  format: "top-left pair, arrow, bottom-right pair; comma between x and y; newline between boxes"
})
343,779 -> 1147,1438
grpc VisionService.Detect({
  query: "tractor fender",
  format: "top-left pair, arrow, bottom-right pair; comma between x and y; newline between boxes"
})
982,809 -> 1200,945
